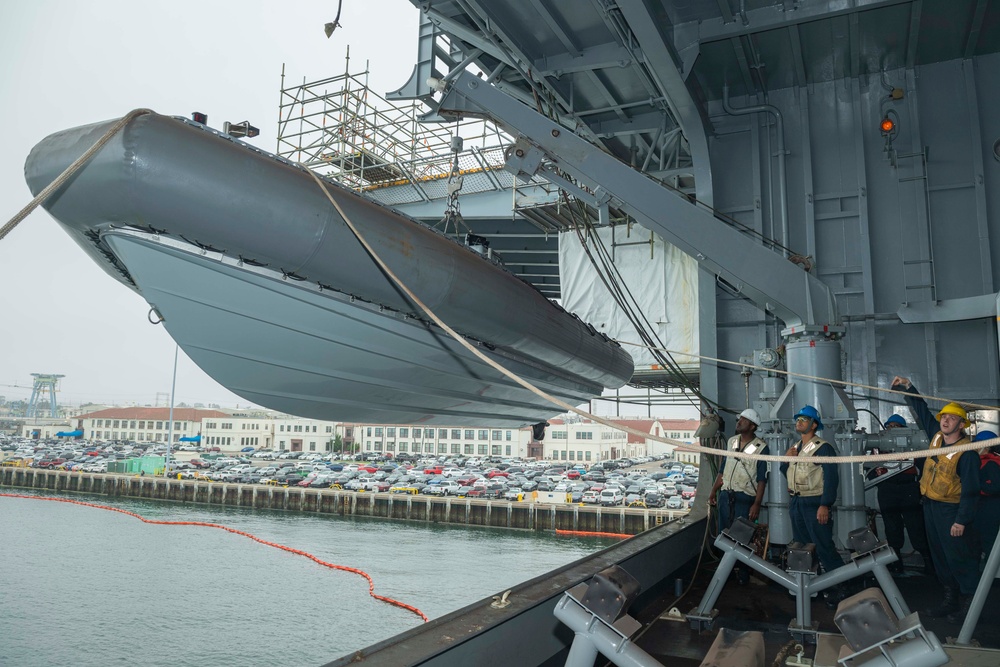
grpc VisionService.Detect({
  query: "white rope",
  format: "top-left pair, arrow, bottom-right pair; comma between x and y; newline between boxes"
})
617,340 -> 1000,413
0,108 -> 154,241
304,168 -> 1000,464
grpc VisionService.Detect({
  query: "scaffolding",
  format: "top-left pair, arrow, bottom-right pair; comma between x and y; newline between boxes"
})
277,54 -> 514,209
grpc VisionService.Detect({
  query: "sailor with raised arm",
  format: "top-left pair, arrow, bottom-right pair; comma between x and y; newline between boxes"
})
891,376 -> 980,622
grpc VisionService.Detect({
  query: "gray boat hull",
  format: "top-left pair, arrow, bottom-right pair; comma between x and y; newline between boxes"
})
24,113 -> 634,425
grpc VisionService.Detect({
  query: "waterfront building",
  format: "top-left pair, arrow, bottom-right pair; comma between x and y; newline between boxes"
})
75,407 -> 228,443
272,417 -> 336,453
201,414 -> 276,451
541,417 -> 700,464
356,423 -> 532,458
18,418 -> 73,440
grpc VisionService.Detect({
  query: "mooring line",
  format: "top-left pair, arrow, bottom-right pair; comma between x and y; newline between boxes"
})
0,492 -> 429,622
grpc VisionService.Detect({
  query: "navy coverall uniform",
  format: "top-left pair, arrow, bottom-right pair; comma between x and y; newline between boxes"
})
895,382 -> 980,596
781,438 -> 846,575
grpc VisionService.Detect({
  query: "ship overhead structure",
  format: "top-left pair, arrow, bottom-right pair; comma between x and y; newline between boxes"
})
388,0 -> 1000,426
315,1 -> 1000,665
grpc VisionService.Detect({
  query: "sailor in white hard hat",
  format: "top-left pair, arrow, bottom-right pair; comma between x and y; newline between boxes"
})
709,408 -> 769,584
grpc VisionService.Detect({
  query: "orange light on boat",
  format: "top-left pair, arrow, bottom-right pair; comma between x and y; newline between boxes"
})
880,117 -> 895,134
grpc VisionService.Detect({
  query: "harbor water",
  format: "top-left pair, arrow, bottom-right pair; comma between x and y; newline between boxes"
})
0,490 -> 617,666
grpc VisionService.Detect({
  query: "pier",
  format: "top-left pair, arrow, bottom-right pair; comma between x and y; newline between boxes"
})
0,468 -> 681,535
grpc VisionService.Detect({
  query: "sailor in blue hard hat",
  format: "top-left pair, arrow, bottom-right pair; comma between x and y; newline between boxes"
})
876,413 -> 932,577
782,404 -> 847,607
884,414 -> 907,429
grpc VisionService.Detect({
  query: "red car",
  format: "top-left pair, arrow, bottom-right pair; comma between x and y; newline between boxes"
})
424,467 -> 443,475
486,470 -> 509,478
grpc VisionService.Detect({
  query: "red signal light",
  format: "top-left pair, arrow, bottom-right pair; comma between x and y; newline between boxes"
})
880,117 -> 895,134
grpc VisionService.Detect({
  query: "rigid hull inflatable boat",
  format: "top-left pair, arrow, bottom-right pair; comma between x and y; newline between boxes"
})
24,113 -> 633,426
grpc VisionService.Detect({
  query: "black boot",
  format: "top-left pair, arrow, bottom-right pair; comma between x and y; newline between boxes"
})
925,587 -> 959,618
946,595 -> 973,624
824,585 -> 848,610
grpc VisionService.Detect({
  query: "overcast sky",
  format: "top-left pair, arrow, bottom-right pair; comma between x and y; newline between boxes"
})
0,1 -> 419,408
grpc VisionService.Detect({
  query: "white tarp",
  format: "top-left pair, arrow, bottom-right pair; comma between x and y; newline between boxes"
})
559,224 -> 699,371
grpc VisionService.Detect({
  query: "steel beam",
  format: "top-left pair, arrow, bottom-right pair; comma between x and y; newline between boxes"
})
615,0 -> 714,205
435,72 -> 839,328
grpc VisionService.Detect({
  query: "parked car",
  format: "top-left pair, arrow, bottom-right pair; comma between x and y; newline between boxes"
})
581,490 -> 600,504
666,496 -> 684,509
599,489 -> 623,506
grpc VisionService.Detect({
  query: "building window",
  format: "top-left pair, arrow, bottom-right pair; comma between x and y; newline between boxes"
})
440,444 -> 449,454
309,442 -> 316,451
156,421 -> 163,429
113,420 -> 120,428
478,444 -> 488,455
451,429 -> 461,440
491,445 -> 501,455
374,427 -> 383,437
492,430 -> 502,440
326,426 -> 333,433
366,427 -> 372,437
576,431 -> 593,440
375,443 -> 383,452
399,443 -> 408,452
478,430 -> 488,440
569,451 -> 575,460
464,429 -> 475,440
425,428 -> 435,438
399,428 -> 408,438
345,428 -> 352,437
439,429 -> 448,439
387,427 -> 395,438
552,431 -> 567,439
463,443 -> 473,454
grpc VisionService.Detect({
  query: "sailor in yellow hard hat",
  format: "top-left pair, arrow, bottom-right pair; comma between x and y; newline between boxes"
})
890,376 -> 979,621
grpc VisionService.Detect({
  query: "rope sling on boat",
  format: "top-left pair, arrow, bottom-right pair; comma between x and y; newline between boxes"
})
0,108 -> 154,242
2,108 -> 994,466
0,493 -> 429,622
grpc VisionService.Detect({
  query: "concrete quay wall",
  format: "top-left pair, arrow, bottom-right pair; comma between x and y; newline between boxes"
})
0,468 -> 679,535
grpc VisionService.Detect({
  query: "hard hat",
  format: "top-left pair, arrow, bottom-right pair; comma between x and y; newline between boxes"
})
936,402 -> 970,427
884,414 -> 906,428
793,405 -> 823,431
738,408 -> 761,426
974,430 -> 997,442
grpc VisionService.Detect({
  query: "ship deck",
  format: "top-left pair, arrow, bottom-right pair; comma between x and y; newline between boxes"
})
628,550 -> 1000,667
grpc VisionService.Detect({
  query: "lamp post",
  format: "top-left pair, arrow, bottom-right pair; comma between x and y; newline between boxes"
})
164,345 -> 178,477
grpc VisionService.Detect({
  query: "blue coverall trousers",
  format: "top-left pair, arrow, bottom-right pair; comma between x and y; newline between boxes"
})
924,498 -> 980,595
790,495 -> 845,575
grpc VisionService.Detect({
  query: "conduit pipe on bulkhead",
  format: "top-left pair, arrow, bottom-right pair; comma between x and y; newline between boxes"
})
723,86 -> 789,257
